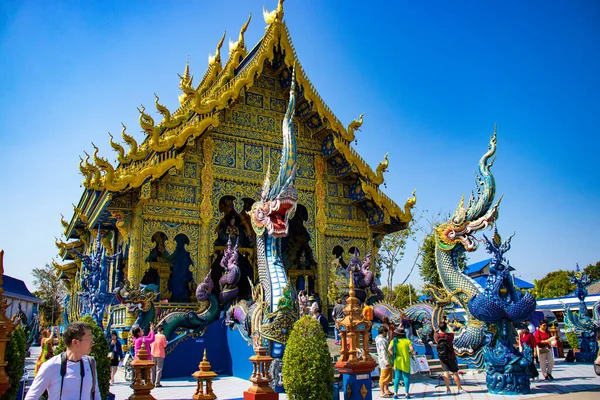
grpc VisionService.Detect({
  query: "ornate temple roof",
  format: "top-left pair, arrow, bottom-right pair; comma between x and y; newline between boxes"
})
64,0 -> 415,239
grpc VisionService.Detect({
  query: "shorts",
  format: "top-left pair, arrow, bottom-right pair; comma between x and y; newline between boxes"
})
441,358 -> 459,373
110,357 -> 120,367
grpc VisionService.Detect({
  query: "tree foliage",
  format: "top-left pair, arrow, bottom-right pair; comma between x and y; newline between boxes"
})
533,270 -> 575,299
1,324 -> 27,400
282,316 -> 334,400
584,261 -> 600,283
377,229 -> 412,297
55,316 -> 112,399
32,263 -> 67,326
382,284 -> 419,310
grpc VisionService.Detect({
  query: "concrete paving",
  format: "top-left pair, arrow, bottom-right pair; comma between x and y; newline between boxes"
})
25,345 -> 600,399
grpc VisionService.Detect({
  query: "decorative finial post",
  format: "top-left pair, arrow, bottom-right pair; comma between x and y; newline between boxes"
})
192,349 -> 218,400
0,251 -> 16,396
243,346 -> 278,400
128,340 -> 156,400
335,273 -> 376,399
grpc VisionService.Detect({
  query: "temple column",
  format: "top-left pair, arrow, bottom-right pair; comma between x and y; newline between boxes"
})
199,136 -> 215,282
127,204 -> 145,287
314,156 -> 329,313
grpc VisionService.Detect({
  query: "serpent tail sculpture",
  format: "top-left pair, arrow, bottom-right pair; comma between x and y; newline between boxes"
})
563,263 -> 599,362
468,229 -> 536,394
434,129 -> 501,364
373,301 -> 436,345
218,237 -> 241,305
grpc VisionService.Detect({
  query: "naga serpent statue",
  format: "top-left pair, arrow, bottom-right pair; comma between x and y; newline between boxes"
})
563,263 -> 600,363
113,282 -> 158,334
73,229 -> 119,329
218,237 -> 241,305
468,228 -> 536,394
431,130 -> 501,367
113,272 -> 219,340
348,250 -> 384,304
227,67 -> 300,390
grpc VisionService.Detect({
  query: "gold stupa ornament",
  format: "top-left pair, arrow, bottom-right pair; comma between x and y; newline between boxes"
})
335,273 -> 376,374
128,340 -> 156,400
192,349 -> 218,400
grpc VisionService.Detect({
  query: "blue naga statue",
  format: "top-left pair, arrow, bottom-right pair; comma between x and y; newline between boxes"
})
227,67 -> 300,390
73,229 -> 119,329
563,263 -> 599,363
468,229 -> 536,394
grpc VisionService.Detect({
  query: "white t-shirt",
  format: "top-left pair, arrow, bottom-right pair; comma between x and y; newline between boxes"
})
25,354 -> 101,400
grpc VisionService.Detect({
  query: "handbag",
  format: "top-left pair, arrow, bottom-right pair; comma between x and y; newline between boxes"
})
409,355 -> 419,374
538,347 -> 550,355
108,351 -> 114,359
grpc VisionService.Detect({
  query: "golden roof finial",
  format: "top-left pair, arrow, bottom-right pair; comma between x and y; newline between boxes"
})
229,14 -> 251,53
208,31 -> 226,66
263,0 -> 285,24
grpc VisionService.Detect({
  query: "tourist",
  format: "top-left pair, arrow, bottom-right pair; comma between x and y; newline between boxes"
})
108,330 -> 123,385
297,290 -> 307,316
376,325 -> 393,398
26,321 -> 101,400
434,318 -> 466,395
34,328 -> 56,376
313,307 -> 329,336
332,298 -> 345,345
534,320 -> 555,380
388,327 -> 414,399
382,317 -> 396,341
132,323 -> 155,360
519,324 -> 539,381
151,326 -> 168,387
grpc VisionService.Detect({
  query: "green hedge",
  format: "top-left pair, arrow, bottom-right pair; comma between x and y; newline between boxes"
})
1,324 -> 27,400
566,331 -> 579,350
55,316 -> 111,399
282,316 -> 334,400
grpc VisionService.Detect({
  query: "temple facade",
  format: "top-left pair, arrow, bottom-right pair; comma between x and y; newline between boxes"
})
55,1 -> 415,324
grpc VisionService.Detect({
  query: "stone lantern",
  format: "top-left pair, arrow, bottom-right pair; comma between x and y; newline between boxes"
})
244,346 -> 278,400
0,251 -> 16,396
335,274 -> 376,400
192,349 -> 217,400
128,340 -> 156,400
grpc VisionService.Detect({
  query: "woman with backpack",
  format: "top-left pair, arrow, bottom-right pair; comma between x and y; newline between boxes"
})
434,318 -> 466,395
388,327 -> 415,399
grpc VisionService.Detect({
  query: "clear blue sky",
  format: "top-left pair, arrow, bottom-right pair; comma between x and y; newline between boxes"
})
1,0 -> 599,292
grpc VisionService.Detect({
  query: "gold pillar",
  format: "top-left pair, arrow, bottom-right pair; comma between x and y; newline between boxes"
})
314,155 -> 329,313
199,136 -> 215,283
127,205 -> 144,287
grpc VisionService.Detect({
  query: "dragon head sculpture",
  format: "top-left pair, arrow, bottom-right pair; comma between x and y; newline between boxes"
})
113,281 -> 158,314
250,68 -> 298,238
435,129 -> 501,253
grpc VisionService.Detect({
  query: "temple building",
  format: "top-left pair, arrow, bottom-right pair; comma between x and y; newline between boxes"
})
55,1 -> 415,324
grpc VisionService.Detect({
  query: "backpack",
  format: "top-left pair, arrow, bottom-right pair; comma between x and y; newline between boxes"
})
437,335 -> 451,362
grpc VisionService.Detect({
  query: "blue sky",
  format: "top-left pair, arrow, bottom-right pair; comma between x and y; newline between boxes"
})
1,0 -> 599,292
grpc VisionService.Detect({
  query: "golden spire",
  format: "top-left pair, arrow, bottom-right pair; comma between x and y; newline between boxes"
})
263,0 -> 285,24
208,31 -> 226,66
229,14 -> 251,54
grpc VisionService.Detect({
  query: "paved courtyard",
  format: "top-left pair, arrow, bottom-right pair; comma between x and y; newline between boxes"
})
25,346 -> 600,399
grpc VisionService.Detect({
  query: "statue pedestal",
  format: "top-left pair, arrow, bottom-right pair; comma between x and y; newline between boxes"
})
339,371 -> 373,400
485,370 -> 530,395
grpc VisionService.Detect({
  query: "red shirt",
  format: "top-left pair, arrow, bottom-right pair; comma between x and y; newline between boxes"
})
520,332 -> 536,349
534,329 -> 551,348
434,331 -> 455,358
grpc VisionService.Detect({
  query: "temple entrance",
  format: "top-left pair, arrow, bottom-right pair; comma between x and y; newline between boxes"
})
169,234 -> 195,302
143,232 -> 169,297
282,204 -> 317,294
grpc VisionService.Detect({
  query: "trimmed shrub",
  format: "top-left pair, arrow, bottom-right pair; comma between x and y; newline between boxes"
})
55,316 -> 111,399
282,315 -> 334,400
1,324 -> 27,400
